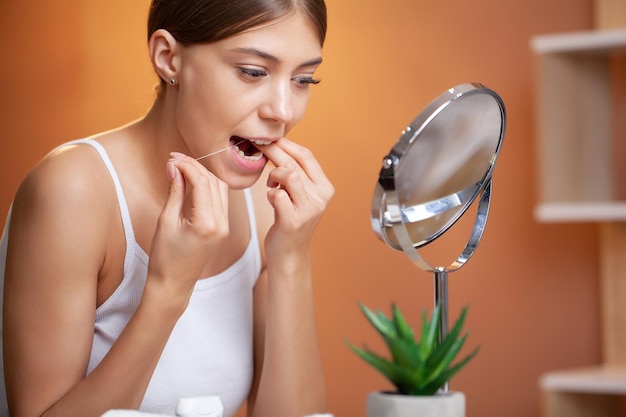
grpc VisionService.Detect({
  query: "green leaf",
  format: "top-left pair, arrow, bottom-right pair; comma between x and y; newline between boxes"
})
419,346 -> 480,395
422,334 -> 468,387
386,336 -> 422,371
358,303 -> 396,340
391,303 -> 414,341
347,342 -> 394,376
424,307 -> 468,375
346,342 -> 422,394
420,305 -> 440,361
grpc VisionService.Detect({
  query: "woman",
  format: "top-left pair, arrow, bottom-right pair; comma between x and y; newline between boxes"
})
0,0 -> 332,416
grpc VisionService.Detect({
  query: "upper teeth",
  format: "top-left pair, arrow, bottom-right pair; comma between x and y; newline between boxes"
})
251,139 -> 271,146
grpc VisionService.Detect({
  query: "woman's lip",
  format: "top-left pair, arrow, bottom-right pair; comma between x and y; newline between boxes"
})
251,139 -> 273,146
233,136 -> 280,146
230,144 -> 268,172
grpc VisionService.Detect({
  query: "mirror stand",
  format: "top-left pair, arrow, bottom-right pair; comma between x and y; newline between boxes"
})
393,180 -> 492,392
371,83 -> 505,394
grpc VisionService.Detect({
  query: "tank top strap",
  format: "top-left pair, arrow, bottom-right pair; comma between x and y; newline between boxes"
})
61,139 -> 136,275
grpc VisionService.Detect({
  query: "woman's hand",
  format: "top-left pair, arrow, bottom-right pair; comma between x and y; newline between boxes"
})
259,139 -> 334,262
247,138 -> 331,417
147,152 -> 230,299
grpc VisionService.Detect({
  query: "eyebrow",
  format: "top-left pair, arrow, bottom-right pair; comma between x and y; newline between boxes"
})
230,47 -> 323,68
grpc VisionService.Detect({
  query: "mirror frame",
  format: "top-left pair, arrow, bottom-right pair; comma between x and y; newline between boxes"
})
371,82 -> 506,271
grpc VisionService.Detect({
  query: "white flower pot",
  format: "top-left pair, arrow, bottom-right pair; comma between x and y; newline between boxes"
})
366,391 -> 465,417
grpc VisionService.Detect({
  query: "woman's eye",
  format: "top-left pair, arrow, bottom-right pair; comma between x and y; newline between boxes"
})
239,68 -> 267,79
293,77 -> 321,88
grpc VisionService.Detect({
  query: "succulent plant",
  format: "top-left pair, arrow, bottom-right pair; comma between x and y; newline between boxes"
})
347,303 -> 479,396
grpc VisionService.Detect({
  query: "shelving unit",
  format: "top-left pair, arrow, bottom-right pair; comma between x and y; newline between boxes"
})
531,29 -> 626,223
540,366 -> 626,417
541,366 -> 626,395
532,14 -> 626,417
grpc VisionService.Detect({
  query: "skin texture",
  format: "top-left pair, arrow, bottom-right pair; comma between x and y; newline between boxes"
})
3,10 -> 331,417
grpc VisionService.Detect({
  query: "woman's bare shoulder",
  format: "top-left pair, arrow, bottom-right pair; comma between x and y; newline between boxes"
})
9,141 -> 117,263
14,142 -> 113,213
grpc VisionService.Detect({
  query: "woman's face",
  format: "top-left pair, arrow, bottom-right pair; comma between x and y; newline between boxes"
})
175,11 -> 323,189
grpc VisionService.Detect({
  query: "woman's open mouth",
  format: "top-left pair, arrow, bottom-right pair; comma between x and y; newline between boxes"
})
231,136 -> 266,161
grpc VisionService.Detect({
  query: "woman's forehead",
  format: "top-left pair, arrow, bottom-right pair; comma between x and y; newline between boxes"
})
220,12 -> 323,61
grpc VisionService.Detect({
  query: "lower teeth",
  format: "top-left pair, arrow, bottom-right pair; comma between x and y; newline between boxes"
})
236,146 -> 264,161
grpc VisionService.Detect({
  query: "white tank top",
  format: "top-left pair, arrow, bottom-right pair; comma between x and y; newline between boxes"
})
0,139 -> 262,417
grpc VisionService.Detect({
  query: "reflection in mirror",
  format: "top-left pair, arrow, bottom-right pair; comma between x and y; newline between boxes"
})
372,83 -> 505,260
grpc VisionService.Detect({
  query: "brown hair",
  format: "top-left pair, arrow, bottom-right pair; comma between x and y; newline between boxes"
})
149,0 -> 326,44
148,0 -> 327,88
148,0 -> 326,45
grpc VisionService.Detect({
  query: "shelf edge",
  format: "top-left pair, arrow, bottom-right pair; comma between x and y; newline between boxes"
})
531,28 -> 626,53
540,366 -> 626,394
534,202 -> 626,223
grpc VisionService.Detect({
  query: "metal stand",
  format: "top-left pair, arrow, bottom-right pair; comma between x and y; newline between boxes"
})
388,181 -> 493,393
435,267 -> 450,393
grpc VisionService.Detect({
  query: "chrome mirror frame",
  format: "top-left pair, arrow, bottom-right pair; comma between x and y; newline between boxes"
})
370,83 -> 506,391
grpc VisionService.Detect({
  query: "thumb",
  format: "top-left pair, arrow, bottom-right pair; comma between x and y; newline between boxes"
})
161,161 -> 185,220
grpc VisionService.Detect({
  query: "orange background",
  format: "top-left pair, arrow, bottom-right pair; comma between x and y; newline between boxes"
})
0,1 -> 601,417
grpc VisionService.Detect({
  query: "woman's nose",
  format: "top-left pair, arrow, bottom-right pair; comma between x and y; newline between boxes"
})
259,80 -> 294,124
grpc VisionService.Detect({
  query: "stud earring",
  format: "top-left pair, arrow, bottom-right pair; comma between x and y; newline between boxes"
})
169,78 -> 177,86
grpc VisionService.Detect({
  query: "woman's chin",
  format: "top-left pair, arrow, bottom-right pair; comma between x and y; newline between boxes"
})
222,165 -> 267,190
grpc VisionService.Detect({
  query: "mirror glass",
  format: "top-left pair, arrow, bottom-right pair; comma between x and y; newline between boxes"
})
371,83 -> 505,256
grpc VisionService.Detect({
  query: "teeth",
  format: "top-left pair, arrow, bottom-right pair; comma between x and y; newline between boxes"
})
237,149 -> 264,161
252,139 -> 272,146
234,141 -> 264,161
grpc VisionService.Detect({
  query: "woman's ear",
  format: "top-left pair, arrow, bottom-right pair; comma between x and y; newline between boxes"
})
149,29 -> 181,84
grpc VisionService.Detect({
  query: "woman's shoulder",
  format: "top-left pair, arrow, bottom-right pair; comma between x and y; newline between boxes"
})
29,140 -> 109,191
13,139 -> 117,226
6,138 -> 121,279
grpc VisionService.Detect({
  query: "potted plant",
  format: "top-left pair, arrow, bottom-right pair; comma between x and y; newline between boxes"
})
347,303 -> 479,417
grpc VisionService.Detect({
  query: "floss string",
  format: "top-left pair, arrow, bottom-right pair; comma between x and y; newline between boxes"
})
195,140 -> 245,161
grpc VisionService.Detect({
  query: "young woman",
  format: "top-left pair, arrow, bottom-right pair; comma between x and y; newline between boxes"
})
0,1 -> 332,416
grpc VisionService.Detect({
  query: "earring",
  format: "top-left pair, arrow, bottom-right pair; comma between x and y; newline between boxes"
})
169,78 -> 177,86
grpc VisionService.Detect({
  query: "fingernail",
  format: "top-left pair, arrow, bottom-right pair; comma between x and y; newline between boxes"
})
170,151 -> 187,160
167,161 -> 177,179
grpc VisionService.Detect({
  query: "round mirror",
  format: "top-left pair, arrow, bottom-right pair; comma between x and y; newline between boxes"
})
371,83 -> 505,271
370,83 -> 506,393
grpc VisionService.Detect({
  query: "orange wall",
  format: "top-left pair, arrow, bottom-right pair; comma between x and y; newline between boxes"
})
0,2 -> 600,417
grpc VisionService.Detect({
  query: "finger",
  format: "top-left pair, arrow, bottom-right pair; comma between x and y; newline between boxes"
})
169,154 -> 228,224
276,140 -> 334,202
266,165 -> 306,204
258,138 -> 298,168
261,139 -> 328,186
267,187 -> 294,217
160,161 -> 185,222
170,152 -> 217,182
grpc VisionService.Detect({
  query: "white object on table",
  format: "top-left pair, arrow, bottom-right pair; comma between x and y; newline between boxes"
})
176,396 -> 223,417
100,396 -> 223,417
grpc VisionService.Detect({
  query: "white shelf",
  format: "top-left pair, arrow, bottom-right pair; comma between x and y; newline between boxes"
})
535,5 -> 626,417
541,365 -> 626,395
535,202 -> 626,222
531,29 -> 626,223
531,29 -> 626,54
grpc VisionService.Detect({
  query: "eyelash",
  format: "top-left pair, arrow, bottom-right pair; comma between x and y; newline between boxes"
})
239,68 -> 267,79
238,68 -> 321,87
294,77 -> 321,86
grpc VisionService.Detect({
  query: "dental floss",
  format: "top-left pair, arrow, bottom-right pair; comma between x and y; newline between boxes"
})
195,140 -> 245,161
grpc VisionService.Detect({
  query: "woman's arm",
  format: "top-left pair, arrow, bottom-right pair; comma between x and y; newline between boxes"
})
4,148 -> 229,417
247,139 -> 333,417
